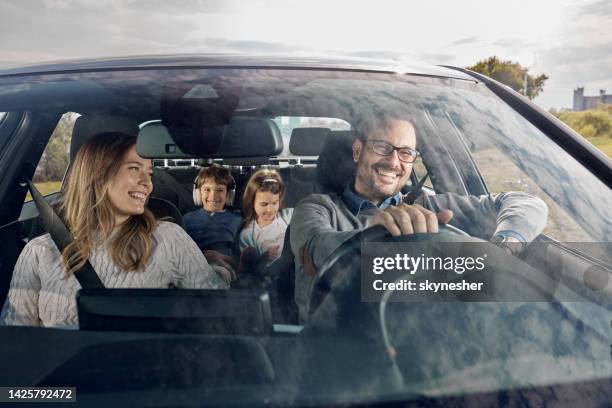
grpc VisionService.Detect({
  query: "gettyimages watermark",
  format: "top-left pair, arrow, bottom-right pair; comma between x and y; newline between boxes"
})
360,242 -> 611,303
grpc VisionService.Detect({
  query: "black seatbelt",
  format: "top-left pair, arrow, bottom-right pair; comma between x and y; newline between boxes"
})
25,178 -> 105,289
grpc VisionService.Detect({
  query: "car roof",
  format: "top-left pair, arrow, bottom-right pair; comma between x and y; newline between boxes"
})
0,53 -> 478,82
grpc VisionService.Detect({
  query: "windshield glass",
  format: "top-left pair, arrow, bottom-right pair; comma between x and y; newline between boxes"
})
0,67 -> 610,405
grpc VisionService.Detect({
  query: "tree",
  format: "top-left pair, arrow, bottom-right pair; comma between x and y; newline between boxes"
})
33,112 -> 75,182
467,56 -> 549,100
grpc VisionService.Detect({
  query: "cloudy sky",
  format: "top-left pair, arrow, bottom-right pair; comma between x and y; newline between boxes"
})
0,0 -> 610,109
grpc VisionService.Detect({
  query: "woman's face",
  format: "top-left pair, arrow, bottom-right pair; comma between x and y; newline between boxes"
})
199,178 -> 228,212
254,190 -> 280,227
106,145 -> 153,225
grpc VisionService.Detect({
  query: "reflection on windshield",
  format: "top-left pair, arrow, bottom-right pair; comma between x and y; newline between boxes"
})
0,67 -> 610,405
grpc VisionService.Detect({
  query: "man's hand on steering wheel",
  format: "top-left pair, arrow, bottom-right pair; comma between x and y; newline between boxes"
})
370,204 -> 454,236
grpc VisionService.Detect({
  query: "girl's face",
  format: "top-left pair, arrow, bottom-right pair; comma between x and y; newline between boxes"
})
254,190 -> 280,227
106,145 -> 153,225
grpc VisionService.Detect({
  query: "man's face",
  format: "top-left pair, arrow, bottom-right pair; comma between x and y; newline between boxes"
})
352,119 -> 416,203
200,178 -> 228,212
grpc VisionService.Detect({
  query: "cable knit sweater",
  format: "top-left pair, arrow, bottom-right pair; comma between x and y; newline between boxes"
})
0,221 -> 228,327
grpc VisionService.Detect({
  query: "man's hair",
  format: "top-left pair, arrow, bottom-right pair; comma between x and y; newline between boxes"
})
195,164 -> 235,190
353,113 -> 414,142
60,132 -> 156,275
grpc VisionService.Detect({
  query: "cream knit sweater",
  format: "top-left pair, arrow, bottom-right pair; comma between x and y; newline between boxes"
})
0,221 -> 228,327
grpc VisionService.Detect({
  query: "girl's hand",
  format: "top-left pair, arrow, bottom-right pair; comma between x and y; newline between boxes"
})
264,245 -> 280,261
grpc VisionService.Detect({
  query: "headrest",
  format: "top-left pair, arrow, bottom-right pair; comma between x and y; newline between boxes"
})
223,158 -> 269,166
289,127 -> 331,156
316,130 -> 358,193
137,117 -> 283,159
71,115 -> 139,162
220,117 -> 283,158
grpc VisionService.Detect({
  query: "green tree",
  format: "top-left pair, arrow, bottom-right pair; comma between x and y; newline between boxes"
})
467,56 -> 549,99
34,112 -> 76,182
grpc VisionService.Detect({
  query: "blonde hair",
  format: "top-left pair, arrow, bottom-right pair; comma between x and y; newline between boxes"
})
60,132 -> 156,275
241,168 -> 285,228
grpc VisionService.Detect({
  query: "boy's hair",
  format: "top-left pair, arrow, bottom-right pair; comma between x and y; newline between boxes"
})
195,164 -> 235,190
241,169 -> 285,228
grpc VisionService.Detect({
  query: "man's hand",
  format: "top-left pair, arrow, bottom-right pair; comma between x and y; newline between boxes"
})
203,250 -> 233,267
371,204 -> 454,236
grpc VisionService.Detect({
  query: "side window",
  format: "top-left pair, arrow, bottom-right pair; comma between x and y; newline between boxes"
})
27,112 -> 79,200
410,158 -> 433,190
470,147 -> 591,241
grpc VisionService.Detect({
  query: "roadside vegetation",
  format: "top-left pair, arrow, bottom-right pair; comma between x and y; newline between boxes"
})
550,104 -> 612,158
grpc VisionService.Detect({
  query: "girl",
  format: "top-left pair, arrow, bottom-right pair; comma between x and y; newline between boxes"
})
239,169 -> 293,271
1,132 -> 229,327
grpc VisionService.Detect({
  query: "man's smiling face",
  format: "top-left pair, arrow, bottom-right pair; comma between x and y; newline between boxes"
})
352,119 -> 415,204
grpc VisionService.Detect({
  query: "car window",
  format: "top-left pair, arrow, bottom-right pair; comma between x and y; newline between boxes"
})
420,90 -> 610,242
470,146 -> 592,241
0,66 -> 610,406
272,116 -> 351,157
26,112 -> 79,200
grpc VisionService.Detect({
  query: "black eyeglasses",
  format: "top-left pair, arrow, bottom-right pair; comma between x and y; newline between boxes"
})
367,140 -> 420,163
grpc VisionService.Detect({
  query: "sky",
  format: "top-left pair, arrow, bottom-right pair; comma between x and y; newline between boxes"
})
0,0 -> 610,110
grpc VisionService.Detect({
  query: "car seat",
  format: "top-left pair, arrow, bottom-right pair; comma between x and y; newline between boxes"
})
147,197 -> 185,229
283,127 -> 331,207
271,130 -> 358,324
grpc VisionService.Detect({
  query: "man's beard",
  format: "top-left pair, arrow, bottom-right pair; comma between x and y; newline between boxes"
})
356,162 -> 405,202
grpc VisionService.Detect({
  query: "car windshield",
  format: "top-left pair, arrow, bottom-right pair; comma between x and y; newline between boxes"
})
0,65 -> 610,406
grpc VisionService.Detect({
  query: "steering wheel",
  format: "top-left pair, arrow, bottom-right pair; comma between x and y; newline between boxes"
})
308,224 -> 479,317
306,223 -> 554,324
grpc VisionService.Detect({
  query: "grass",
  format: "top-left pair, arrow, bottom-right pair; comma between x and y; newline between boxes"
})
24,181 -> 62,201
586,136 -> 612,158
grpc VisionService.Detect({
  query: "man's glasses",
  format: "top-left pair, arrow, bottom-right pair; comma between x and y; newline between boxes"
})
367,140 -> 420,163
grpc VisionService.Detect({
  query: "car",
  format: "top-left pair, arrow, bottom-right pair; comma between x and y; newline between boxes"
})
0,54 -> 610,407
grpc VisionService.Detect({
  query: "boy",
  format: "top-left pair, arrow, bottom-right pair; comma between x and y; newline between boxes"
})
184,165 -> 243,275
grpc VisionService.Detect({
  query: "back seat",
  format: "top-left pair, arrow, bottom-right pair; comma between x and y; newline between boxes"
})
156,128 -> 356,213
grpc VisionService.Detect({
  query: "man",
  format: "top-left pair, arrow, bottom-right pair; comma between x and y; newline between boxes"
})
290,117 -> 548,322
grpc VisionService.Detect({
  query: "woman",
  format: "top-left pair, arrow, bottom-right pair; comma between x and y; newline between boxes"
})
0,132 -> 229,327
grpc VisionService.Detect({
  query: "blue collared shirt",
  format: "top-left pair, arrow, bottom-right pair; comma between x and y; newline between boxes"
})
341,184 -> 403,216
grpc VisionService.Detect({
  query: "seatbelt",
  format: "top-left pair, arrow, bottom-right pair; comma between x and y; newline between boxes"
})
25,178 -> 105,289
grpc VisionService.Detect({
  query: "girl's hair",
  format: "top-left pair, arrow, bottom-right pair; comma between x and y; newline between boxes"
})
241,168 -> 285,228
60,132 -> 156,275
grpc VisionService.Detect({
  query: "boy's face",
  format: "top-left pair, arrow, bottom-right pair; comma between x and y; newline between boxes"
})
200,178 -> 228,212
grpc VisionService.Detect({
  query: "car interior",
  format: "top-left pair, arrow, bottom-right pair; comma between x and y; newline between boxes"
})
73,113 -> 352,326
1,68 -> 609,330
0,65 -> 610,403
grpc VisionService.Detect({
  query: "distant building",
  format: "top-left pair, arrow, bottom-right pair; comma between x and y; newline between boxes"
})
573,87 -> 612,111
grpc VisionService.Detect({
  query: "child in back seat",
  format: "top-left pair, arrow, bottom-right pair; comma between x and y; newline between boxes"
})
184,165 -> 243,282
239,169 -> 293,277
